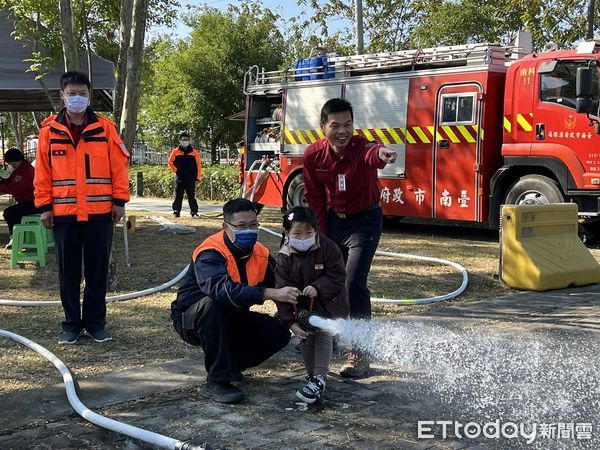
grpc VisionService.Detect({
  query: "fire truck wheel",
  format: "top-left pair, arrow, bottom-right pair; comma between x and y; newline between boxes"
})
504,174 -> 564,206
286,173 -> 307,208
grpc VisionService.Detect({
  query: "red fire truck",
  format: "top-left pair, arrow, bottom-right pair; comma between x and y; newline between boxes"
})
241,35 -> 600,231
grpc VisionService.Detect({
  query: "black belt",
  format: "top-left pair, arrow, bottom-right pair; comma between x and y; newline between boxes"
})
332,202 -> 381,219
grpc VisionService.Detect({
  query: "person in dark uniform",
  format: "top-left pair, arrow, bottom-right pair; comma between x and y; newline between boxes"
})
303,98 -> 397,378
0,148 -> 37,249
171,198 -> 299,403
168,133 -> 202,218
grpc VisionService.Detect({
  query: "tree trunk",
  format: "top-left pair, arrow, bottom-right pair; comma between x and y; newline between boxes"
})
119,0 -> 148,150
31,112 -> 44,130
114,0 -> 133,125
9,113 -> 23,151
81,0 -> 93,103
36,78 -> 60,112
58,0 -> 79,71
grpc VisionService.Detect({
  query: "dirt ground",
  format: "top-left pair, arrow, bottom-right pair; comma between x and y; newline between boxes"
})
1,203 -> 598,396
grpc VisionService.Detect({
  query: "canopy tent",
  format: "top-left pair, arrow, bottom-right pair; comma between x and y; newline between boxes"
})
0,10 -> 115,112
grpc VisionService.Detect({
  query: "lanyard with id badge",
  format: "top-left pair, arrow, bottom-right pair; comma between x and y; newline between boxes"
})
338,174 -> 346,192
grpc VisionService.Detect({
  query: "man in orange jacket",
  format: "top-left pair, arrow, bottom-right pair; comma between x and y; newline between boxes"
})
34,71 -> 130,345
171,198 -> 299,403
168,133 -> 202,218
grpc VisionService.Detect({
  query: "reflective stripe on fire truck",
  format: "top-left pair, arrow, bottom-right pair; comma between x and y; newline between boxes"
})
515,113 -> 533,132
504,113 -> 534,132
283,125 -> 484,145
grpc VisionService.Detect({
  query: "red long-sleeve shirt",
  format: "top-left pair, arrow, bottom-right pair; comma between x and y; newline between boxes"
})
303,136 -> 385,235
0,159 -> 35,203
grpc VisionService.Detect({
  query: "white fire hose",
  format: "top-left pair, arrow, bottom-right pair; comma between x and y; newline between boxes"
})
258,226 -> 469,305
0,328 -> 207,449
0,227 -> 468,307
0,225 -> 468,448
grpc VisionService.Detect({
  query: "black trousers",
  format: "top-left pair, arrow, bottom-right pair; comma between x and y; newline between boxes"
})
180,296 -> 291,382
3,201 -> 38,235
172,181 -> 198,214
327,206 -> 382,320
53,220 -> 113,333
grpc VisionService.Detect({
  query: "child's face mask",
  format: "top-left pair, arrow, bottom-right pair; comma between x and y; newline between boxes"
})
288,234 -> 315,252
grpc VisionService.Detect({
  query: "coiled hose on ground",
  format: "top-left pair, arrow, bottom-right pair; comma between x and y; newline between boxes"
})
0,225 -> 468,448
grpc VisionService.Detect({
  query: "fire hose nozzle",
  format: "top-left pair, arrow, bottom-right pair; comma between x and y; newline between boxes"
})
297,309 -> 323,332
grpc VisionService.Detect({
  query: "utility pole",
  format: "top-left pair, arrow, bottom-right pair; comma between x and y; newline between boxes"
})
587,0 -> 596,40
355,0 -> 364,54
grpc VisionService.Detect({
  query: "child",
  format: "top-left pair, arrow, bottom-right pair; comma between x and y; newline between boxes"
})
275,206 -> 350,404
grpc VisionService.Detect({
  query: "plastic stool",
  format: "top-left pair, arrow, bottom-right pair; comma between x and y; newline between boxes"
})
21,214 -> 54,251
11,224 -> 46,268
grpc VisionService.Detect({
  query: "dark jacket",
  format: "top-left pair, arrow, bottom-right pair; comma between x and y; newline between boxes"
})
275,233 -> 350,329
171,234 -> 276,334
0,160 -> 35,203
168,146 -> 202,183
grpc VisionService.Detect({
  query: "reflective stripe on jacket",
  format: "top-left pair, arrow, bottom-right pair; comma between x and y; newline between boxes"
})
193,231 -> 269,286
34,108 -> 131,222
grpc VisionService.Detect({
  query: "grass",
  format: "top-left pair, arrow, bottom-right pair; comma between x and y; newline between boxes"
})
1,204 -> 598,395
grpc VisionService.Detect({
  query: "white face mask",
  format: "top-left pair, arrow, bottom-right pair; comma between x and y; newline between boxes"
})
288,235 -> 316,252
65,95 -> 89,114
180,140 -> 190,148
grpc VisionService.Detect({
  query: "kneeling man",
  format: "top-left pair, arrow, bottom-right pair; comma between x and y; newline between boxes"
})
171,198 -> 299,403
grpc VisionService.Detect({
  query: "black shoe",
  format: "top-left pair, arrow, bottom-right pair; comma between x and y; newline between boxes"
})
86,329 -> 113,343
172,211 -> 180,218
202,381 -> 244,403
191,212 -> 200,218
58,330 -> 81,345
296,375 -> 326,404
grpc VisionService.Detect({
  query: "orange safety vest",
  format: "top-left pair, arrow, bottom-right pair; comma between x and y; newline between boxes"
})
193,231 -> 269,286
34,108 -> 130,222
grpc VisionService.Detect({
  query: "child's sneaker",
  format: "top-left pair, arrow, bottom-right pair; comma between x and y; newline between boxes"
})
296,375 -> 326,404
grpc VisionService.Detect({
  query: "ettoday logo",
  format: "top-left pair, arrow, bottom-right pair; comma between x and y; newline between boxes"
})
418,420 -> 593,444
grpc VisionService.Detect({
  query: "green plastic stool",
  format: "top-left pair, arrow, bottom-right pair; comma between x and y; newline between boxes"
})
11,224 -> 47,268
21,214 -> 54,251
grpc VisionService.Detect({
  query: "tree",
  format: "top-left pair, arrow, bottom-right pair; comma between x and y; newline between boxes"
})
411,0 -> 595,50
138,2 -> 287,162
118,0 -> 149,151
58,0 -> 79,71
294,0 -> 422,53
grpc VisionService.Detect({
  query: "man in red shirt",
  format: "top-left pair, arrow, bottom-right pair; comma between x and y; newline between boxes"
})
303,98 -> 396,378
0,148 -> 37,248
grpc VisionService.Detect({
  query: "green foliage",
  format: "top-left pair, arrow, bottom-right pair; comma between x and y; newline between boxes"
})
138,1 -> 287,159
296,0 -> 600,53
129,164 -> 240,201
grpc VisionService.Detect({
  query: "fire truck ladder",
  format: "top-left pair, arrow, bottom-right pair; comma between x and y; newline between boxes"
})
244,42 -> 513,90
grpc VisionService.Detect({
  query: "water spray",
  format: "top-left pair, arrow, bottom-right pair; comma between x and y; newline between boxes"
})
0,224 -> 469,447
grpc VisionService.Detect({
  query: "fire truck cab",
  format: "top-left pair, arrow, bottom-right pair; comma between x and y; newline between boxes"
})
241,36 -> 600,231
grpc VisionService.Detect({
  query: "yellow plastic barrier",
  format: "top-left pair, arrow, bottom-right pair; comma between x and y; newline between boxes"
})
500,203 -> 600,291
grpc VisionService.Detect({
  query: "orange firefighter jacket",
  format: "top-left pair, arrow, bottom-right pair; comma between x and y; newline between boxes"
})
168,146 -> 202,182
34,108 -> 130,223
193,231 -> 269,285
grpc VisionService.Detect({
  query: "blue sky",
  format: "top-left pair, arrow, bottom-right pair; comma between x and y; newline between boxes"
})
149,0 -> 349,39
